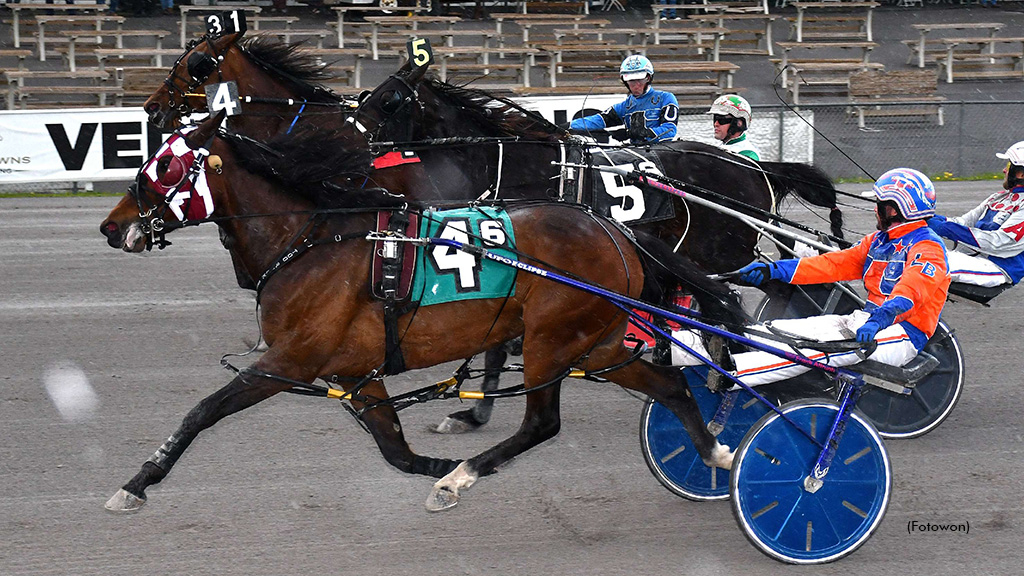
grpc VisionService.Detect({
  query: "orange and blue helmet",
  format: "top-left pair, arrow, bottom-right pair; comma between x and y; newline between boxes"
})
872,168 -> 935,220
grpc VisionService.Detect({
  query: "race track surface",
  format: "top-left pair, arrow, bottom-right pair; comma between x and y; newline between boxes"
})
1,185 -> 1021,575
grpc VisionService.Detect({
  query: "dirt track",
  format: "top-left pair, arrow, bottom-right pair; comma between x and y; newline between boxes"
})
1,186 -> 1022,575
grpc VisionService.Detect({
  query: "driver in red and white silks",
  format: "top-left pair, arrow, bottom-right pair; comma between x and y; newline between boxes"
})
674,168 -> 951,388
927,141 -> 1024,287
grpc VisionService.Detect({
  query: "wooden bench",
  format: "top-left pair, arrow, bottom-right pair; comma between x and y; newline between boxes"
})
0,49 -> 34,71
630,24 -> 728,61
848,69 -> 945,128
304,48 -> 371,88
3,69 -> 121,109
30,14 -> 126,62
685,14 -> 775,56
3,3 -> 107,49
786,61 -> 884,105
936,37 -> 1024,83
785,15 -> 869,41
905,22 -> 1003,68
57,29 -> 171,72
249,15 -> 301,31
266,28 -> 331,49
773,41 -> 876,87
433,46 -> 540,87
115,66 -> 166,105
536,43 -> 643,87
789,1 -> 879,43
94,48 -> 184,72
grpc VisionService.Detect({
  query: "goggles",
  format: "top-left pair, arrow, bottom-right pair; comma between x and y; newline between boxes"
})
713,114 -> 735,125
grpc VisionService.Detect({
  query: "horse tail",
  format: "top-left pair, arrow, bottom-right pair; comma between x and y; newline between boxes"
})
761,162 -> 844,240
633,231 -> 750,329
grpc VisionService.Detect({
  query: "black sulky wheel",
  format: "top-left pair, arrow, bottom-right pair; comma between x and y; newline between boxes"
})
754,283 -> 965,439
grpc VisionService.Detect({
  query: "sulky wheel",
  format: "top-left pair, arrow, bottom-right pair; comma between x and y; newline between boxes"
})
755,287 -> 965,439
853,319 -> 964,438
640,367 -> 769,501
730,400 -> 891,564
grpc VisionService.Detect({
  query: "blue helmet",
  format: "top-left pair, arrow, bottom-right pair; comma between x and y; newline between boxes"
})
872,168 -> 936,220
620,55 -> 654,82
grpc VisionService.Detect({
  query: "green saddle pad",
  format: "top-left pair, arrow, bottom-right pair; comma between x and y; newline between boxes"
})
413,207 -> 517,306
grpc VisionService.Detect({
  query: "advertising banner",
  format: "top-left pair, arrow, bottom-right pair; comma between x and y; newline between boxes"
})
0,107 -> 164,183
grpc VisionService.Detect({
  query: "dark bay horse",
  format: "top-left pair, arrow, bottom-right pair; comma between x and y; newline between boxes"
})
347,64 -> 846,431
100,113 -> 733,513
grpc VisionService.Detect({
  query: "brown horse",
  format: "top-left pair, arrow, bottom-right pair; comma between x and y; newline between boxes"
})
100,112 -> 732,513
144,32 -> 351,141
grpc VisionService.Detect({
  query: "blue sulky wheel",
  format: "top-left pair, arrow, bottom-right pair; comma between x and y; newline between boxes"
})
756,288 -> 965,439
640,367 -> 769,501
730,400 -> 891,564
853,320 -> 964,439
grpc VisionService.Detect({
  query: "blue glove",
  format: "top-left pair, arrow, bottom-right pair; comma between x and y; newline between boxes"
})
856,320 -> 884,344
927,214 -> 947,233
734,262 -> 776,286
978,220 -> 1001,231
856,296 -> 913,343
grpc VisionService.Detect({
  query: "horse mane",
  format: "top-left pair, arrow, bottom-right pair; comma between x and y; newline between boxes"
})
424,77 -> 563,142
220,127 -> 404,209
239,35 -> 343,104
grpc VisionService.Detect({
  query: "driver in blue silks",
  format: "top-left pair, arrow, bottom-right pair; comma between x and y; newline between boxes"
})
568,55 -> 679,145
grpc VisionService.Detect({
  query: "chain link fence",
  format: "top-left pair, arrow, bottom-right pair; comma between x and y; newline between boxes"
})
742,99 -> 1024,182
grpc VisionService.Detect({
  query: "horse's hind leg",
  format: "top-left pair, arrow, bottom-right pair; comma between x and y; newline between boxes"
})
433,347 -> 505,434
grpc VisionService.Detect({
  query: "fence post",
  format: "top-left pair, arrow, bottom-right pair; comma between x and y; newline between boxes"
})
956,101 -> 965,177
777,108 -> 785,162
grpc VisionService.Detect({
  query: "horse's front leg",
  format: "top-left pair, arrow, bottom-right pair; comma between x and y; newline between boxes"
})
105,366 -> 296,512
425,373 -> 563,512
345,379 -> 460,478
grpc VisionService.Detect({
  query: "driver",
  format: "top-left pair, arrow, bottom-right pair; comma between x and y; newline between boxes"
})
692,168 -> 951,390
708,94 -> 760,161
926,141 -> 1024,287
568,55 -> 678,144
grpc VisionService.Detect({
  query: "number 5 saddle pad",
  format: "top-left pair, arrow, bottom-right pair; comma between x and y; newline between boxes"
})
412,207 -> 517,306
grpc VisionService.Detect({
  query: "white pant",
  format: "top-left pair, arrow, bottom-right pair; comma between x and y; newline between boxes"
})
671,310 -> 919,387
947,250 -> 1010,287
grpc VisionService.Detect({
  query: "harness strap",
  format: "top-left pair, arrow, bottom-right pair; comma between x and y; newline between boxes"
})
380,209 -> 413,375
254,230 -> 366,296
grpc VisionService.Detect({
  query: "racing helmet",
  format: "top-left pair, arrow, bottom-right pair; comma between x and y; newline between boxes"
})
996,141 -> 1024,167
872,168 -> 936,220
620,54 -> 654,82
708,94 -> 751,124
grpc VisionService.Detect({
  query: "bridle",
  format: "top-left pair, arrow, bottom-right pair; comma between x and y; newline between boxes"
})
347,72 -> 422,145
163,36 -> 228,119
130,128 -> 214,249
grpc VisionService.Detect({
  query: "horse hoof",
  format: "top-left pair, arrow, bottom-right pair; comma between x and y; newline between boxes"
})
104,488 -> 146,513
425,485 -> 459,512
433,416 -> 479,434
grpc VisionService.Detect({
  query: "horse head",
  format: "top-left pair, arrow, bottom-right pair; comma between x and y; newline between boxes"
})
145,34 -> 349,141
348,63 -> 431,144
101,111 -> 227,252
144,33 -> 243,130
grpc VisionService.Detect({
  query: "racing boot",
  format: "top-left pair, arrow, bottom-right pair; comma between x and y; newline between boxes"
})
704,335 -> 736,394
